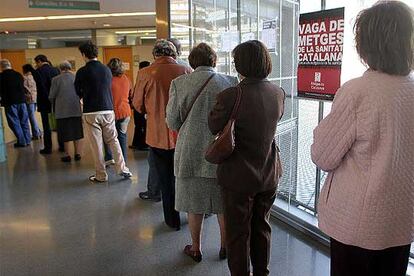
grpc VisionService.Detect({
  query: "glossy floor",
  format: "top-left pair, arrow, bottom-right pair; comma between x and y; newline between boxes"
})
0,139 -> 330,276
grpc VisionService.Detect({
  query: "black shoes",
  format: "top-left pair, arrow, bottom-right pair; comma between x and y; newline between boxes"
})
39,149 -> 52,154
14,143 -> 26,148
138,191 -> 161,202
61,155 -> 81,162
61,156 -> 71,162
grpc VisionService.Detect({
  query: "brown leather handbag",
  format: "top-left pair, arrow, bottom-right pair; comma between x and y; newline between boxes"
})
205,85 -> 243,164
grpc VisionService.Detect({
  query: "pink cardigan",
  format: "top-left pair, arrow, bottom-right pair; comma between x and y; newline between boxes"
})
311,70 -> 414,250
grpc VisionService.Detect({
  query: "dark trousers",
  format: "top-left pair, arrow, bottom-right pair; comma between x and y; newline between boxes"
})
131,110 -> 147,149
40,112 -> 52,150
5,104 -> 31,145
41,112 -> 64,151
151,147 -> 180,228
330,238 -> 411,276
223,188 -> 276,276
147,148 -> 160,197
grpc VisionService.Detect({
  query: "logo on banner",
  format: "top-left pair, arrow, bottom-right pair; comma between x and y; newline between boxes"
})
314,72 -> 321,83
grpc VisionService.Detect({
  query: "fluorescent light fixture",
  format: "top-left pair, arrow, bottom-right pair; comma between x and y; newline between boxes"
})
0,12 -> 156,23
47,14 -> 108,20
49,36 -> 92,40
140,36 -> 157,39
111,12 -> 155,17
0,17 -> 47,22
115,30 -> 156,34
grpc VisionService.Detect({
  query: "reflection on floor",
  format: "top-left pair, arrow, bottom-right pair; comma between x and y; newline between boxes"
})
0,139 -> 330,276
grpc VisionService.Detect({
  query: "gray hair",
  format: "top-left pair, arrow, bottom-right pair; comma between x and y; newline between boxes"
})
0,59 -> 12,70
59,61 -> 72,71
152,39 -> 177,58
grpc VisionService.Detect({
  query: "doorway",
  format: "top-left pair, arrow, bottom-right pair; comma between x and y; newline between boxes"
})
1,50 -> 26,74
103,47 -> 134,83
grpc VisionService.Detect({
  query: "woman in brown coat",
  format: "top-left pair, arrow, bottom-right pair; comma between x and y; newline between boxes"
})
208,40 -> 285,276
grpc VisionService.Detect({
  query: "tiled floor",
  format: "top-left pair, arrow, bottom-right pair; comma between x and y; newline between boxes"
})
0,138 -> 330,276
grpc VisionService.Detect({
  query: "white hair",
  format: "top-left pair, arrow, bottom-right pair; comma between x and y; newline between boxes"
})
0,59 -> 12,70
59,60 -> 72,71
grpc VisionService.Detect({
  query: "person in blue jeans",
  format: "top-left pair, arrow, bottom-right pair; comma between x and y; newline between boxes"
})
22,64 -> 42,139
0,59 -> 31,147
103,58 -> 131,165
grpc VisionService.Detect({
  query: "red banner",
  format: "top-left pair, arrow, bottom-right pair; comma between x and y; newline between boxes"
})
297,8 -> 345,100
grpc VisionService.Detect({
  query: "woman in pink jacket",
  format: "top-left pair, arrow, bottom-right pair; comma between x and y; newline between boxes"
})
311,2 -> 414,276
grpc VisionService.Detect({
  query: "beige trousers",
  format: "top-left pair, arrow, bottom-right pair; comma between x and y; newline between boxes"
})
83,112 -> 130,181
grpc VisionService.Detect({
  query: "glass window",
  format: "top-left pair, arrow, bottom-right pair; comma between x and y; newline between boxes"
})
170,0 -> 191,57
300,0 -> 321,14
240,0 -> 258,40
259,0 -> 281,80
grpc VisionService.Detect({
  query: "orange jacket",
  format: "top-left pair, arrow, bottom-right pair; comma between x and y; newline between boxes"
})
111,74 -> 131,120
132,56 -> 192,149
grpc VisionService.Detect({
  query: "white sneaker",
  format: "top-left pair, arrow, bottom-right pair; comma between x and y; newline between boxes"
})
120,171 -> 133,179
105,159 -> 115,167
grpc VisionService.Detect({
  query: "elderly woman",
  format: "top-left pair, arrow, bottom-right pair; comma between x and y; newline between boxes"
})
166,43 -> 238,262
104,58 -> 131,164
311,2 -> 414,276
208,40 -> 285,275
49,61 -> 83,162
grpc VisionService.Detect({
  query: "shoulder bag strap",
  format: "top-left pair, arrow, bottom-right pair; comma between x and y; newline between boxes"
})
181,73 -> 215,123
229,85 -> 243,120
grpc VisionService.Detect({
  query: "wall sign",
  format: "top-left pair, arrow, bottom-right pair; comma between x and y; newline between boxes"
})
297,8 -> 344,100
261,19 -> 278,52
28,0 -> 100,10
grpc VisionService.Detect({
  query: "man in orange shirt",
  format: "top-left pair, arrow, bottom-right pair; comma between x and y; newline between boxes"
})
133,39 -> 192,230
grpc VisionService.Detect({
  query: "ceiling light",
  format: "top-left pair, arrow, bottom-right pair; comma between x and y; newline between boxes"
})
47,14 -> 108,20
49,36 -> 92,40
140,36 -> 157,40
103,24 -> 111,27
0,16 -> 47,22
115,30 -> 156,34
0,12 -> 156,23
111,12 -> 155,17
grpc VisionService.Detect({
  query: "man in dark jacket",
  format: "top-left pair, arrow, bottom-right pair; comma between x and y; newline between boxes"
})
34,54 -> 60,154
75,41 -> 132,182
0,59 -> 31,147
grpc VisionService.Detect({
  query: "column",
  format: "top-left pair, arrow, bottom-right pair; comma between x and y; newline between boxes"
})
156,0 -> 170,39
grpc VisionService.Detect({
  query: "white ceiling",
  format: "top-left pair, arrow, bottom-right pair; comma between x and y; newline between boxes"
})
0,0 -> 156,32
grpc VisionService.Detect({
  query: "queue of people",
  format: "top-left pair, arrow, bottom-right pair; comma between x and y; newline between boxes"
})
0,2 -> 413,275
